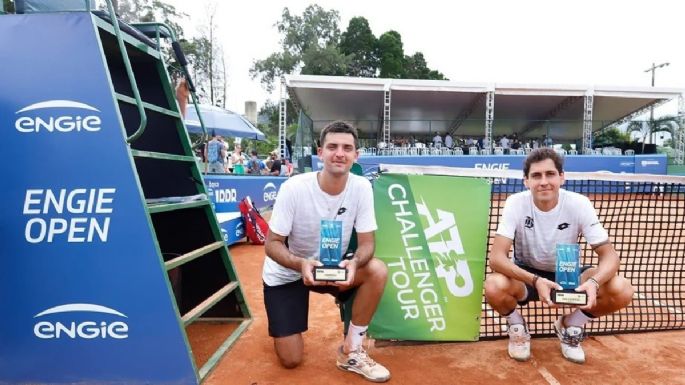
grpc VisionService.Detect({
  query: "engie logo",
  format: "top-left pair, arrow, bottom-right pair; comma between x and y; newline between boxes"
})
33,303 -> 129,339
263,182 -> 278,202
15,100 -> 102,133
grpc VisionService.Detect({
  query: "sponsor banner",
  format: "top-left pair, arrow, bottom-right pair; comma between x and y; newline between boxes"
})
205,175 -> 285,245
204,175 -> 285,213
369,174 -> 491,341
312,154 -> 666,175
0,13 -> 195,384
634,154 -> 667,174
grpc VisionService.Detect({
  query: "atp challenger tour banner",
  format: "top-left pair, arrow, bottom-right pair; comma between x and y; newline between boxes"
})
369,174 -> 491,341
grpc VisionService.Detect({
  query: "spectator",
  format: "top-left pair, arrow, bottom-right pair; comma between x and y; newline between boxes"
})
269,151 -> 283,176
247,150 -> 266,175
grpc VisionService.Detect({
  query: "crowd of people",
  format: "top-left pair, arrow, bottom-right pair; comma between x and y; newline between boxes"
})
384,132 -> 555,153
200,132 -> 292,176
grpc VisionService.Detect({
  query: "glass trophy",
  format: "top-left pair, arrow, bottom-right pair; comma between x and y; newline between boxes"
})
313,219 -> 347,281
552,243 -> 587,305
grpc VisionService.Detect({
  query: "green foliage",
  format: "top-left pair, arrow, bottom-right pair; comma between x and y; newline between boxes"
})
593,126 -> 631,147
627,115 -> 680,151
251,6 -> 447,91
301,44 -> 350,75
404,52 -> 447,80
258,100 -> 297,136
339,17 -> 378,77
251,5 -> 342,92
2,0 -> 14,13
377,31 -> 404,78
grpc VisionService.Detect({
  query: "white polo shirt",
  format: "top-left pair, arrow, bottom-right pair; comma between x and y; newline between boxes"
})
496,189 -> 608,271
262,172 -> 377,286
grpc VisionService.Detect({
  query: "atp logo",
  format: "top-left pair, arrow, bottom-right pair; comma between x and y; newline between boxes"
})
416,198 -> 473,297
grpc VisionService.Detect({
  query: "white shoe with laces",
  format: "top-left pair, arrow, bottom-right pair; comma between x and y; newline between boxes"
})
507,323 -> 531,361
336,346 -> 391,383
554,317 -> 587,364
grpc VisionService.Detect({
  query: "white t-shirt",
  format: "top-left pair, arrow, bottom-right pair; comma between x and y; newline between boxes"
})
496,189 -> 608,271
262,172 -> 377,286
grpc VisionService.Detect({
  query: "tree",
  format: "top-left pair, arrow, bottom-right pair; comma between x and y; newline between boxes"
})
250,5 -> 342,92
301,44 -> 349,76
627,115 -> 680,152
2,0 -> 14,13
339,17 -> 378,77
377,31 -> 404,78
592,126 -> 631,148
403,52 -> 447,80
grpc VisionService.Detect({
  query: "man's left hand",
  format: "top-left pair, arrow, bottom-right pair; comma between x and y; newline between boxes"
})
333,258 -> 357,288
576,279 -> 598,310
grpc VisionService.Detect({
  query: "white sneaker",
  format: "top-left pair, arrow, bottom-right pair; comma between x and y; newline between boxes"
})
507,323 -> 531,361
336,346 -> 391,383
554,317 -> 587,364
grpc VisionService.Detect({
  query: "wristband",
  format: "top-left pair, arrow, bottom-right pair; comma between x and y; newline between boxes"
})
531,274 -> 540,287
588,277 -> 600,290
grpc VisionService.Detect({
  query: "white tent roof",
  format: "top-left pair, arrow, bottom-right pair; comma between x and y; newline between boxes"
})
285,75 -> 683,141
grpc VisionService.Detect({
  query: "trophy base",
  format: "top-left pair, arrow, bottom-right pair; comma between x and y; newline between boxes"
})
313,266 -> 347,282
552,289 -> 587,305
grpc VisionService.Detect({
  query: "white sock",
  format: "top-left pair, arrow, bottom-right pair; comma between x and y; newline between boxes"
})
345,322 -> 368,352
565,309 -> 593,328
505,309 -> 524,326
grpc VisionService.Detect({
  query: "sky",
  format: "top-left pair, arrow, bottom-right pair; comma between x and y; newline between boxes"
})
165,0 -> 683,117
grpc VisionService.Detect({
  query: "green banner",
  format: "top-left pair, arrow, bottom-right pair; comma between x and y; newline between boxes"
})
369,174 -> 491,341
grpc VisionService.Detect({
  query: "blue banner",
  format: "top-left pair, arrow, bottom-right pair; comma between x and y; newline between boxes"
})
0,13 -> 196,384
204,175 -> 286,244
312,154 -> 667,176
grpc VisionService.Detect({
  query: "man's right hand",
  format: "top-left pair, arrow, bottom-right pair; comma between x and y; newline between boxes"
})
300,258 -> 326,286
535,276 -> 563,307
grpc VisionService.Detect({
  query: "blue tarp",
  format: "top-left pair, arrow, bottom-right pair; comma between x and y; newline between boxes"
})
185,104 -> 266,140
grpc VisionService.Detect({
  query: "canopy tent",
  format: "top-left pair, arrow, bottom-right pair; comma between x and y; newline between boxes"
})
185,104 -> 265,140
285,75 -> 684,142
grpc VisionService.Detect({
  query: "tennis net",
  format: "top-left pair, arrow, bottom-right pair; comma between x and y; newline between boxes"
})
381,164 -> 685,338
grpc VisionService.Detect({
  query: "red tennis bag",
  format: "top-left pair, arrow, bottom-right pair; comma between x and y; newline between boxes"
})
238,196 -> 269,244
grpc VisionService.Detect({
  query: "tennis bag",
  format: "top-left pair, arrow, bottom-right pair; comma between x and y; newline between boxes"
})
238,196 -> 269,244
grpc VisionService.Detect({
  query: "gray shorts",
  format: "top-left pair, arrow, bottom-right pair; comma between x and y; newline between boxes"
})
207,161 -> 225,173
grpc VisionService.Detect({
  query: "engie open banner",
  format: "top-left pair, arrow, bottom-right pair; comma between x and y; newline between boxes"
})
369,174 -> 491,341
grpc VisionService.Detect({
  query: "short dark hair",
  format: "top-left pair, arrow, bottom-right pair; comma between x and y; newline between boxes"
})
251,149 -> 258,156
523,148 -> 563,177
319,121 -> 359,149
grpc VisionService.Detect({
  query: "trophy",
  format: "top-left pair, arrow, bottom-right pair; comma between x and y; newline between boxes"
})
552,243 -> 587,305
313,220 -> 347,281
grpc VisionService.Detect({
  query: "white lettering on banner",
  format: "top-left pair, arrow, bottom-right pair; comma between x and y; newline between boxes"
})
263,182 -> 278,202
15,100 -> 102,133
386,184 -> 446,332
33,303 -> 129,339
215,188 -> 237,203
22,188 -> 115,243
416,197 -> 474,298
474,163 -> 509,184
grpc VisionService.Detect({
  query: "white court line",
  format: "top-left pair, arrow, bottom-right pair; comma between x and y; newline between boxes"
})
634,292 -> 684,318
531,360 -> 562,385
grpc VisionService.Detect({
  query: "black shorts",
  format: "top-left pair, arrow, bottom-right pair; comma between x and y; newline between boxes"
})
263,279 -> 355,338
516,263 -> 592,305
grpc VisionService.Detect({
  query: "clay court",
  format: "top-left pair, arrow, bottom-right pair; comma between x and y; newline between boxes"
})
198,242 -> 685,385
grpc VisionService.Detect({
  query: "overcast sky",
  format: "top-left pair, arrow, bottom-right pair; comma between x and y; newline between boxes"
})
165,0 -> 683,116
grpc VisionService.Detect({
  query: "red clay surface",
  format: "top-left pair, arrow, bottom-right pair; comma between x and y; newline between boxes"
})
204,243 -> 685,385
